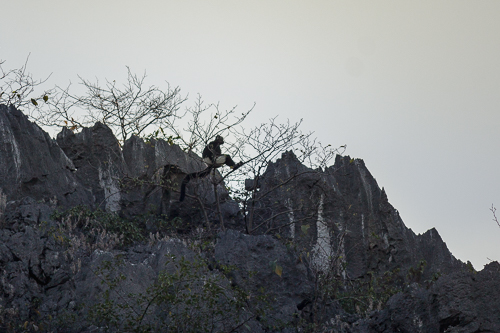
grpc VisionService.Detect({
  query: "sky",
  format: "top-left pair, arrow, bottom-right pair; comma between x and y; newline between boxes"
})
2,1 -> 500,269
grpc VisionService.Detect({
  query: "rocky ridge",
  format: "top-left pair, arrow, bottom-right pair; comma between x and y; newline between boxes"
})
0,104 -> 498,332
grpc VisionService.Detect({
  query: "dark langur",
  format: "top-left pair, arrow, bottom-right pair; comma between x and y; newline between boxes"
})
179,135 -> 242,202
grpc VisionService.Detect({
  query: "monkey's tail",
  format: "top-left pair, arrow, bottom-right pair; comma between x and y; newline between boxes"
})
179,167 -> 213,202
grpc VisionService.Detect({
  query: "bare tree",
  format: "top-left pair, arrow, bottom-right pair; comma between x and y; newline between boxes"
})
32,67 -> 186,143
163,97 -> 254,230
221,118 -> 346,234
165,94 -> 253,154
173,105 -> 346,233
0,55 -> 53,110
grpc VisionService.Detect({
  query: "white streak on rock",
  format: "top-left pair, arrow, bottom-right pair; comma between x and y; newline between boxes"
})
98,162 -> 121,212
337,214 -> 347,279
284,198 -> 295,239
356,161 -> 373,213
0,115 -> 21,182
312,194 -> 332,270
361,214 -> 365,245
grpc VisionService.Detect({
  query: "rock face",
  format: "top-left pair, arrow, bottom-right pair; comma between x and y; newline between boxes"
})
120,135 -> 201,217
0,104 -> 82,207
56,124 -> 127,212
214,229 -> 316,327
0,104 -> 230,216
253,152 -> 464,281
0,105 -> 499,332
119,135 -> 238,228
328,262 -> 500,332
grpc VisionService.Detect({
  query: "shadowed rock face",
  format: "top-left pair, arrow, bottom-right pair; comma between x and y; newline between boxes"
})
329,262 -> 500,332
119,135 -> 238,226
122,135 -> 205,179
0,105 -> 237,225
120,135 -> 222,222
214,229 -> 317,326
0,105 -> 499,332
0,104 -> 82,207
254,152 -> 464,281
56,123 -> 127,212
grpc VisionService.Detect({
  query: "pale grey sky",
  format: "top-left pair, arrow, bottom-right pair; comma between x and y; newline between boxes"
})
2,1 -> 500,269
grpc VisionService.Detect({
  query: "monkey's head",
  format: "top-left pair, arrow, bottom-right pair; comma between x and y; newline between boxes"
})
215,135 -> 224,145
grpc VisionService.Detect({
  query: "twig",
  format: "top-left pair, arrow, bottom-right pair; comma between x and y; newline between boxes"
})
491,204 -> 500,228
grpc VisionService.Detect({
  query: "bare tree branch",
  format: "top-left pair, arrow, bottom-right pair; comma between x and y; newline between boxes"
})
0,55 -> 54,113
31,67 -> 186,143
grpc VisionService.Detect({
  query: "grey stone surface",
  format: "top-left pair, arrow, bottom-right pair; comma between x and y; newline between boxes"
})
254,152 -> 464,281
0,104 -> 82,207
330,262 -> 500,333
120,135 -> 204,220
0,105 -> 499,332
56,123 -> 127,212
215,229 -> 315,327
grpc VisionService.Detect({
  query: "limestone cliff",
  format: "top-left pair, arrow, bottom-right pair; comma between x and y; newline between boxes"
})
253,151 -> 464,281
0,104 -> 498,332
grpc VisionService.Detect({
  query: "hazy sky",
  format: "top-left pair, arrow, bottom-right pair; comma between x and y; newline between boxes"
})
2,1 -> 500,269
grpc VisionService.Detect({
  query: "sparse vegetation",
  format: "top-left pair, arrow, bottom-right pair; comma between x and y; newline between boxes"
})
51,206 -> 144,247
88,253 -> 270,333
